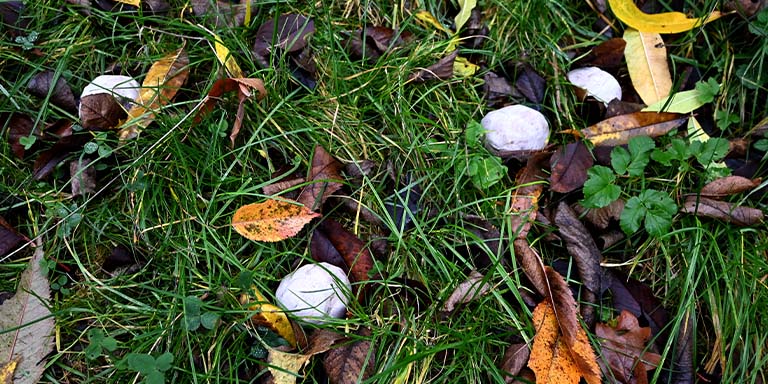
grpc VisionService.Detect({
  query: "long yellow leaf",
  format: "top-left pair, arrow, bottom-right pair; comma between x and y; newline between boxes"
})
608,0 -> 724,34
624,29 -> 672,105
212,33 -> 244,78
454,0 -> 477,32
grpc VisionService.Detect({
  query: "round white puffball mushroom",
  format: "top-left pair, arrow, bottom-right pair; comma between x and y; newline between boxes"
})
481,105 -> 550,156
80,75 -> 140,109
566,67 -> 622,105
275,262 -> 351,324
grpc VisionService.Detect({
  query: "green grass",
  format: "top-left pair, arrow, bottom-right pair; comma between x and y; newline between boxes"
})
2,0 -> 767,383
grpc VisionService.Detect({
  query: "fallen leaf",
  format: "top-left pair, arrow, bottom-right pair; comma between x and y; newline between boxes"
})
508,151 -> 549,238
0,246 -> 55,384
672,309 -> 695,383
296,146 -> 344,211
500,343 -> 530,382
606,271 -> 670,338
513,239 -> 549,297
549,142 -> 593,193
0,216 -> 27,258
33,132 -> 89,180
680,196 -> 764,225
725,0 -> 766,16
414,10 -> 452,35
0,357 -> 20,384
79,93 -> 129,130
483,72 -> 517,106
114,0 -> 139,6
554,203 -> 605,296
699,176 -> 762,198
317,219 -> 376,290
408,50 -> 458,83
579,112 -> 687,146
323,328 -> 376,384
121,48 -> 189,139
453,56 -> 478,77
231,199 -> 320,242
458,7 -> 488,49
573,199 -> 626,230
441,270 -> 492,312
240,286 -> 297,347
514,63 -> 546,105
607,0 -> 725,33
575,38 -> 627,69
70,158 -> 96,196
253,14 -> 315,68
27,71 -> 77,112
454,0 -> 477,32
623,29 -> 672,105
596,311 -> 662,384
642,86 -> 715,114
345,26 -> 412,61
211,32 -> 244,78
195,77 -> 266,145
6,113 -> 34,159
383,173 -> 422,230
462,215 -> 503,271
263,329 -> 343,384
191,0 -> 251,27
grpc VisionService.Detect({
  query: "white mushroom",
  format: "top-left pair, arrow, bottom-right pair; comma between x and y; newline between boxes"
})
481,105 -> 550,156
566,67 -> 622,106
275,262 -> 351,324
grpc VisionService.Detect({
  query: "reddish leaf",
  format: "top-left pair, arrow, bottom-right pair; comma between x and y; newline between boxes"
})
549,142 -> 593,193
578,112 -> 687,146
509,151 -> 550,238
699,176 -> 762,198
231,199 -> 320,242
681,196 -> 764,226
296,146 -> 344,211
6,113 -> 35,159
196,77 -> 266,146
0,216 -> 28,258
596,311 -> 661,384
323,328 -> 375,384
575,38 -> 627,69
317,219 -> 376,291
513,239 -> 548,298
408,50 -> 458,83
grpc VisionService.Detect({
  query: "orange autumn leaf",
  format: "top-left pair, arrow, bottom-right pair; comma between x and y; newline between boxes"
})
232,199 -> 320,242
529,300 -> 601,384
508,151 -> 549,238
579,112 -> 687,146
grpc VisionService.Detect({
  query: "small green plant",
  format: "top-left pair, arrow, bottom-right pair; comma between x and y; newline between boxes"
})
84,329 -> 118,360
50,275 -> 71,295
183,296 -> 219,331
464,120 -> 507,189
125,352 -> 174,384
581,135 -> 731,237
14,31 -> 38,50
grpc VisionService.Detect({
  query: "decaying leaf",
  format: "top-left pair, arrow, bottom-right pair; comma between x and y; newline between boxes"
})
27,70 -> 77,112
211,32 -> 244,78
573,199 -> 626,230
345,26 -> 412,61
296,146 -> 344,211
323,328 -> 376,384
575,38 -> 627,69
513,239 -> 548,298
196,77 -> 266,145
508,151 -> 549,238
0,216 -> 27,258
700,176 -> 762,198
264,329 -> 344,384
191,0 -> 252,28
33,130 -> 89,180
441,270 -> 492,312
121,48 -> 189,139
70,158 -> 96,196
231,199 -> 320,242
483,72 -> 517,106
681,196 -> 764,225
554,203 -> 605,296
607,0 -> 724,33
253,13 -> 315,75
500,343 -> 530,382
578,112 -> 687,146
596,311 -> 661,384
606,272 -> 670,337
549,142 -> 593,193
514,63 -> 546,105
0,357 -> 20,384
623,29 -> 672,105
316,219 -> 375,290
240,286 -> 297,347
408,50 -> 458,83
0,246 -> 55,384
6,113 -> 35,159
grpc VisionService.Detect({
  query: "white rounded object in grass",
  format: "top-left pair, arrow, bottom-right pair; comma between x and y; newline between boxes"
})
566,67 -> 622,105
80,75 -> 140,109
481,105 -> 550,153
276,262 -> 351,324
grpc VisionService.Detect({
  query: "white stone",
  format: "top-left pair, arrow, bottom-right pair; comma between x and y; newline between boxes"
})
481,105 -> 549,154
80,75 -> 140,109
275,262 -> 351,324
566,67 -> 622,105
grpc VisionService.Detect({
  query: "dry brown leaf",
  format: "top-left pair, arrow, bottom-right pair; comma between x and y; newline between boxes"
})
296,146 -> 344,211
578,112 -> 687,146
195,77 -> 266,146
513,239 -> 549,298
700,176 -> 762,198
508,151 -> 550,238
231,199 -> 320,242
573,200 -> 625,230
500,343 -> 531,382
27,70 -> 76,112
576,38 -> 627,69
680,196 -> 764,226
596,311 -> 661,384
121,48 -> 189,139
345,26 -> 413,61
554,203 -> 604,295
549,142 -> 593,193
0,216 -> 27,258
408,50 -> 458,83
441,270 -> 492,312
323,328 -> 375,384
317,219 -> 376,294
623,29 -> 672,105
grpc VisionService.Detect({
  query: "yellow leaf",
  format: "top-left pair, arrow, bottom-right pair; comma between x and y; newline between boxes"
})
121,48 -> 189,139
240,286 -> 297,347
414,10 -> 452,35
268,348 -> 311,384
231,199 -> 320,242
453,56 -> 478,77
454,0 -> 477,32
581,111 -> 687,146
624,29 -> 672,105
0,357 -> 20,384
244,0 -> 252,26
212,33 -> 244,78
114,0 -> 139,5
608,0 -> 724,33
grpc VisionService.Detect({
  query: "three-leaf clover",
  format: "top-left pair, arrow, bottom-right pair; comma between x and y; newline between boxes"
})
84,329 -> 118,360
126,352 -> 174,384
183,296 -> 219,331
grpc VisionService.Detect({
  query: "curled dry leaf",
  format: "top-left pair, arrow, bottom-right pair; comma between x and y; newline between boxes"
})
508,151 -> 549,238
513,239 -> 548,298
27,70 -> 77,112
196,77 -> 266,145
549,142 -> 593,193
323,328 -> 376,384
441,270 -> 492,312
231,199 -> 320,242
681,196 -> 764,226
296,146 -> 344,211
700,176 -> 762,198
578,112 -> 687,146
623,29 -> 672,105
408,50 -> 458,83
596,311 -> 661,384
573,199 -> 626,230
554,202 -> 605,296
607,0 -> 724,33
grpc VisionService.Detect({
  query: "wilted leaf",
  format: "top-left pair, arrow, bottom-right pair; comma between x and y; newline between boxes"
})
317,219 -> 375,290
513,239 -> 548,298
441,270 -> 491,312
483,72 -> 517,106
79,93 -> 129,130
196,77 -> 266,145
414,10 -> 452,35
27,71 -> 76,112
0,246 -> 55,384
515,63 -> 546,105
345,26 -> 412,61
0,216 -> 27,258
296,146 -> 344,211
453,56 -> 478,77
623,29 -> 671,105
574,199 -> 626,230
508,151 -> 549,238
231,199 -> 320,242
681,196 -> 764,225
550,142 -> 593,193
700,176 -> 762,198
575,38 -> 627,69
323,328 -> 375,384
672,309 -> 695,383
608,0 -> 724,33
500,343 -> 530,382
408,50 -> 458,83
596,311 -> 661,384
253,14 -> 315,67
240,286 -> 297,347
121,48 -> 189,139
580,112 -> 687,146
